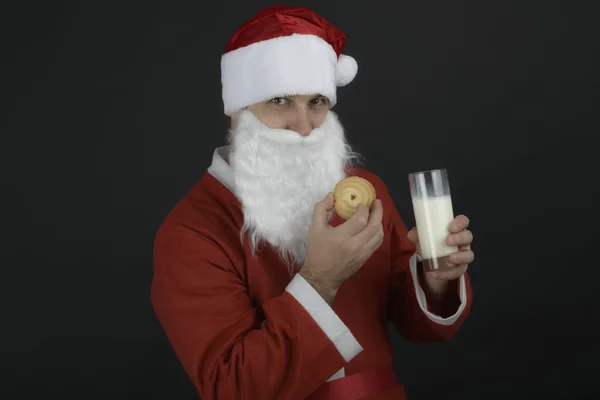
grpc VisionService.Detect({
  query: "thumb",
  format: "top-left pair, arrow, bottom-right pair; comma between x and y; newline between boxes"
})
311,192 -> 334,228
407,227 -> 419,244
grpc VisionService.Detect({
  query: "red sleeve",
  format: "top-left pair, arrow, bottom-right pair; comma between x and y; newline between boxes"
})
150,228 -> 349,400
374,177 -> 473,343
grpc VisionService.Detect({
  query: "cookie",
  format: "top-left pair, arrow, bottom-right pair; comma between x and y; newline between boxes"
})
333,176 -> 377,220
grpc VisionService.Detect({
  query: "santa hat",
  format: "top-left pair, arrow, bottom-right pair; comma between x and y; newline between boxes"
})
221,6 -> 358,116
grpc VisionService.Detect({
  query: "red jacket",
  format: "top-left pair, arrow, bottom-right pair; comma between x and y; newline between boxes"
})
151,156 -> 472,400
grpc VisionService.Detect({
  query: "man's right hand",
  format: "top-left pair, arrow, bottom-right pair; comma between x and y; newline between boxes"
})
299,192 -> 384,305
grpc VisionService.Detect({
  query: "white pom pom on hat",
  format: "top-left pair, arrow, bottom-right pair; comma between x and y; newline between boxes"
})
335,54 -> 358,87
221,5 -> 359,115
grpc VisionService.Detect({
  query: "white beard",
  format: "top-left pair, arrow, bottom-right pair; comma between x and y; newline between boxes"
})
228,109 -> 358,275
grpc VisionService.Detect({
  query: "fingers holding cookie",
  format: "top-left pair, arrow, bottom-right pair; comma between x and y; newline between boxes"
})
353,198 -> 383,246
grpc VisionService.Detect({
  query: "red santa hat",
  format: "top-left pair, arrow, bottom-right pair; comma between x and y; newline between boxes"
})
221,5 -> 358,116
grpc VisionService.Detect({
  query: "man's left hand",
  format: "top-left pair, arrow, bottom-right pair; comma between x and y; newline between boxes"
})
407,214 -> 474,282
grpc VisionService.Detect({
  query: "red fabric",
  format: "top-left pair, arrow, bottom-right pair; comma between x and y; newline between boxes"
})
224,5 -> 346,56
150,165 -> 473,399
306,364 -> 400,400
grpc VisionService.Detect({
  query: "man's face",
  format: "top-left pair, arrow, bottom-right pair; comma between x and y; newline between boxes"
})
231,94 -> 330,136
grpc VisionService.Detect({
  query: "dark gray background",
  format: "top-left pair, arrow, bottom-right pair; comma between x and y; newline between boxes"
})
3,0 -> 598,399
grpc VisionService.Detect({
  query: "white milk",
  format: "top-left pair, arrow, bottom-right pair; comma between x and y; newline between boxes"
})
411,195 -> 457,259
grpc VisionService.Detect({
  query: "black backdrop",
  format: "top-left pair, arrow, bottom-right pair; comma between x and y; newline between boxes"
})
4,0 -> 599,399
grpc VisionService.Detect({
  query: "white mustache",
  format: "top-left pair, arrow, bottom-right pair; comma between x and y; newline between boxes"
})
237,109 -> 336,146
255,127 -> 327,145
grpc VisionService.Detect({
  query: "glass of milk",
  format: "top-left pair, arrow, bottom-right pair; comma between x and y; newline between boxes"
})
408,168 -> 458,272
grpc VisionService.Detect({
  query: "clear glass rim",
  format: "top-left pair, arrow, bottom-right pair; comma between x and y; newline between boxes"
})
408,168 -> 447,177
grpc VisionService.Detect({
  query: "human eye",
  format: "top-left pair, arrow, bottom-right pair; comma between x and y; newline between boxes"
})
310,96 -> 328,106
268,97 -> 288,106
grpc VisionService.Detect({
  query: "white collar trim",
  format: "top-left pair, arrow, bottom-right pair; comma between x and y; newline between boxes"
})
207,146 -> 235,193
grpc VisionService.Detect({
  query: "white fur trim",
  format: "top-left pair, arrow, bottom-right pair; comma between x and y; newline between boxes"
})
410,252 -> 467,325
327,368 -> 345,382
285,273 -> 363,363
336,54 -> 358,86
221,33 -> 339,115
207,146 -> 235,192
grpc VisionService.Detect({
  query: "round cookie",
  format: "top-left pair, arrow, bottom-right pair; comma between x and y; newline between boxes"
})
333,176 -> 377,220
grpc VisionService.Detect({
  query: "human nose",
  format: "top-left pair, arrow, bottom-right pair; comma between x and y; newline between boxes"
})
288,110 -> 313,137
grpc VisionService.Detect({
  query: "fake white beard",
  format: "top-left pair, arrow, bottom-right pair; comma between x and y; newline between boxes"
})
228,109 -> 359,274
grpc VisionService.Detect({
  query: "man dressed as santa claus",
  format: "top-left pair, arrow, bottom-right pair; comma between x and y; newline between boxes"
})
151,5 -> 475,400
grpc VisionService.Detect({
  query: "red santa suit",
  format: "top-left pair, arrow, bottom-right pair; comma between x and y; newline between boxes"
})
151,148 -> 473,400
150,6 -> 473,399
